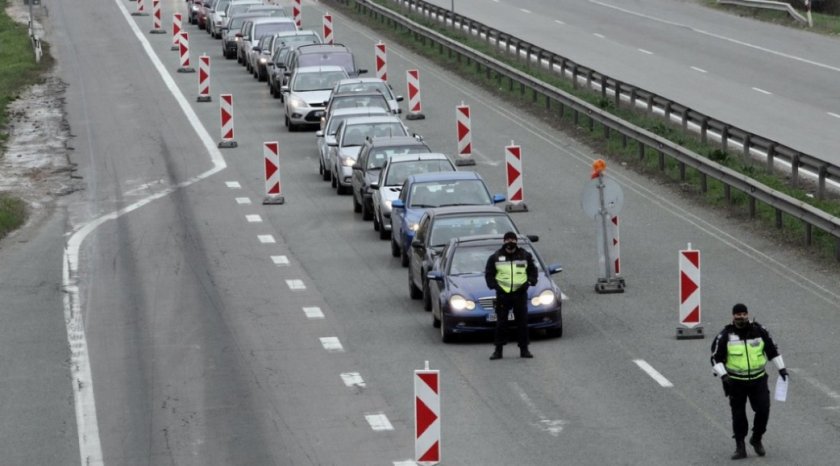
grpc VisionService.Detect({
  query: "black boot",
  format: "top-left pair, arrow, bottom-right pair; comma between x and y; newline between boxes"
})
731,439 -> 747,460
520,347 -> 534,358
489,346 -> 503,360
749,435 -> 766,457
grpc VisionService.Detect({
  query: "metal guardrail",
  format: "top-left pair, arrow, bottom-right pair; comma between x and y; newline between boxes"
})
718,0 -> 809,25
381,0 -> 839,203
329,0 -> 840,259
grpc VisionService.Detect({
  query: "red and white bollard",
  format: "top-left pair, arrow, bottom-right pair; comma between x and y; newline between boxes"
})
609,215 -> 620,276
455,103 -> 475,166
171,13 -> 182,51
677,243 -> 704,339
177,32 -> 195,73
405,69 -> 425,120
132,0 -> 148,17
197,55 -> 211,102
150,0 -> 165,33
504,141 -> 527,212
375,41 -> 387,81
218,94 -> 238,148
415,361 -> 440,465
293,0 -> 302,29
323,13 -> 334,45
263,141 -> 284,205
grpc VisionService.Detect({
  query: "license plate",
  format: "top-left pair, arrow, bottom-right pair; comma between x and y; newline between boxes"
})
487,311 -> 515,322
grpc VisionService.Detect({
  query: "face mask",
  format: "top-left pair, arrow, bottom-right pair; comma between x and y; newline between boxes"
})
504,243 -> 517,253
733,317 -> 749,328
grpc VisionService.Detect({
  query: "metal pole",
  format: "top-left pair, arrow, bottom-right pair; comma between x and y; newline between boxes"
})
597,174 -> 613,280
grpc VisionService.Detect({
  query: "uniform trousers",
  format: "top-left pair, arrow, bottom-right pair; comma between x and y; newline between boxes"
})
494,288 -> 529,348
728,374 -> 770,440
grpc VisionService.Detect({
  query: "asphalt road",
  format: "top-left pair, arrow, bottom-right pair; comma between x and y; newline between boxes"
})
422,0 -> 840,166
3,0 -> 840,464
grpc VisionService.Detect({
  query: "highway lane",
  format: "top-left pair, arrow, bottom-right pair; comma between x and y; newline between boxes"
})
419,0 -> 840,166
24,0 -> 840,464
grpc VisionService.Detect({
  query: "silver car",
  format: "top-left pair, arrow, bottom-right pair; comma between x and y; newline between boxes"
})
219,0 -> 262,37
330,115 -> 411,195
241,17 -> 297,71
316,107 -> 389,182
332,77 -> 404,114
371,153 -> 456,239
282,66 -> 349,131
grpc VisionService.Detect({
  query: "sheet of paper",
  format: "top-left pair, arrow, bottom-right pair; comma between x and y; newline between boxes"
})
775,377 -> 788,402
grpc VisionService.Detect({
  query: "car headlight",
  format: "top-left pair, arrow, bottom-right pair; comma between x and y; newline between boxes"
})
409,222 -> 420,232
341,156 -> 356,167
449,295 -> 476,312
234,36 -> 240,42
192,5 -> 199,11
288,96 -> 306,108
530,289 -> 556,306
259,57 -> 268,64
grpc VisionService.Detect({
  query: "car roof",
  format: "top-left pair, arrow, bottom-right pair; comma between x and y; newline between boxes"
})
331,90 -> 386,99
427,205 -> 507,218
365,136 -> 427,147
274,30 -> 318,38
251,17 -> 295,24
247,5 -> 285,11
331,107 -> 389,117
296,44 -> 351,54
295,65 -> 346,74
343,115 -> 404,125
406,171 -> 481,183
388,153 -> 451,164
448,234 -> 532,248
337,77 -> 387,85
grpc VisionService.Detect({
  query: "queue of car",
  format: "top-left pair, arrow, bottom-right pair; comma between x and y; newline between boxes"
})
184,0 -> 564,342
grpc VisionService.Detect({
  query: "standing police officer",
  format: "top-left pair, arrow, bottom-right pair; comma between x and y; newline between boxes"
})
711,303 -> 789,460
484,232 -> 538,360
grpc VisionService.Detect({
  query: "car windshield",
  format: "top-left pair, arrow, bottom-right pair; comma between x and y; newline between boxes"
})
384,160 -> 453,186
227,15 -> 255,30
282,34 -> 320,46
429,216 -> 517,248
342,123 -> 407,147
337,82 -> 392,99
330,95 -> 390,113
293,71 -> 349,92
227,4 -> 258,18
409,180 -> 491,208
367,145 -> 430,169
254,23 -> 295,38
299,52 -> 354,74
449,244 -> 535,275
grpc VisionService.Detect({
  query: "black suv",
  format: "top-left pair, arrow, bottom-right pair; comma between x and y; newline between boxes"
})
286,44 -> 367,81
352,136 -> 431,220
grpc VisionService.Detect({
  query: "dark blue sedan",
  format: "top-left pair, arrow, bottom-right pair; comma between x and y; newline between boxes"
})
427,235 -> 563,343
390,171 -> 504,268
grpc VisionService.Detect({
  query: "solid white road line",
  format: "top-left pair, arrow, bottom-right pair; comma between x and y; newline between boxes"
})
271,255 -> 289,266
225,181 -> 241,189
593,33 -> 605,39
340,372 -> 366,388
752,87 -> 772,95
691,66 -> 707,73
828,112 -> 840,119
302,306 -> 324,319
245,214 -> 262,223
365,413 -> 394,431
320,337 -> 344,352
258,235 -> 276,244
633,360 -> 674,387
520,8 -> 531,14
555,19 -> 566,25
638,48 -> 653,55
235,197 -> 252,205
286,279 -> 306,290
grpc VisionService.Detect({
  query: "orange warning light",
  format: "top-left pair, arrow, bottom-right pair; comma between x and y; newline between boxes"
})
591,159 -> 607,179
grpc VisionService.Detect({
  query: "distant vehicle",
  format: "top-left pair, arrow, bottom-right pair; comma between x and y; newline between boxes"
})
221,13 -> 264,59
265,32 -> 322,88
218,0 -> 262,35
197,0 -> 216,30
390,171 -> 505,267
239,17 -> 297,70
427,234 -> 562,343
207,0 -> 235,38
370,153 -> 456,239
322,91 -> 392,128
317,107 -> 391,182
286,44 -> 367,81
331,77 -> 403,114
351,136 -> 431,220
187,0 -> 205,25
282,66 -> 349,131
329,116 -> 411,195
407,206 -> 522,310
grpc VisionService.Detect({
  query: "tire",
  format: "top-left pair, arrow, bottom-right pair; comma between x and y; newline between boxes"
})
361,199 -> 373,221
400,244 -> 409,268
432,312 -> 441,328
391,236 -> 401,257
284,115 -> 290,128
440,317 -> 454,343
423,279 -> 432,311
546,325 -> 563,338
353,192 -> 362,212
373,211 -> 380,231
331,172 -> 337,188
409,270 -> 422,300
337,183 -> 349,195
378,215 -> 390,240
322,166 -> 331,182
258,69 -> 267,82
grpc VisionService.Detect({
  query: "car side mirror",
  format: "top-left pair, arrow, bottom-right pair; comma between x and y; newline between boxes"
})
412,239 -> 425,250
352,163 -> 362,171
281,85 -> 289,93
391,199 -> 405,209
413,133 -> 423,141
426,271 -> 443,282
492,194 -> 505,204
315,130 -> 324,137
547,264 -> 563,275
370,182 -> 379,190
357,69 -> 368,75
396,95 -> 404,102
253,46 -> 261,53
527,235 -> 539,243
235,32 -> 243,38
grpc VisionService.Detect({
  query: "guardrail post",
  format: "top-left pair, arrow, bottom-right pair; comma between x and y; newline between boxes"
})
700,173 -> 707,193
682,109 -> 690,133
614,81 -> 621,108
658,149 -> 665,171
647,94 -> 654,114
629,88 -> 636,107
664,101 -> 672,120
700,117 -> 709,144
573,109 -> 579,126
588,111 -> 594,132
724,184 -> 731,203
548,54 -> 555,72
817,165 -> 828,200
586,69 -> 593,89
622,133 -> 628,149
638,142 -> 645,161
742,134 -> 751,158
791,154 -> 800,189
749,197 -> 756,218
603,123 -> 610,140
766,143 -> 776,173
805,224 -> 812,246
836,240 -> 840,262
721,125 -> 729,152
679,162 -> 686,181
571,65 -> 578,89
600,75 -> 607,100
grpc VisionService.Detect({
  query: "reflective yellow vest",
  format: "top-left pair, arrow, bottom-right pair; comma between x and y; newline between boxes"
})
495,259 -> 528,293
726,338 -> 767,381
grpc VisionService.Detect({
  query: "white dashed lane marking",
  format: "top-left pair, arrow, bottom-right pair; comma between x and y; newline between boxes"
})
286,279 -> 306,290
638,48 -> 654,55
691,66 -> 707,73
225,181 -> 241,189
235,197 -> 251,204
633,359 -> 674,387
271,255 -> 289,266
365,413 -> 394,431
752,87 -> 772,95
320,337 -> 344,352
828,112 -> 840,119
258,235 -> 275,244
593,33 -> 605,39
520,8 -> 531,13
340,372 -> 366,388
246,214 -> 262,223
554,19 -> 565,25
302,306 -> 324,319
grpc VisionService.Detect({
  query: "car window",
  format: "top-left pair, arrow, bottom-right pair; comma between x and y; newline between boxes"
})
254,23 -> 296,39
369,145 -> 430,167
366,150 -> 390,169
415,216 -> 430,242
384,160 -> 455,186
337,82 -> 392,98
293,71 -> 348,92
429,215 -> 517,247
342,123 -> 407,147
298,52 -> 355,73
330,95 -> 390,113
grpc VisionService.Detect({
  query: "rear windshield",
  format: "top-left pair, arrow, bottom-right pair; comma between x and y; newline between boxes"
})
337,82 -> 391,98
330,95 -> 389,113
293,71 -> 349,92
367,145 -> 430,169
430,216 -> 517,248
254,23 -> 295,39
384,160 -> 454,186
342,123 -> 408,147
409,180 -> 491,208
299,52 -> 354,73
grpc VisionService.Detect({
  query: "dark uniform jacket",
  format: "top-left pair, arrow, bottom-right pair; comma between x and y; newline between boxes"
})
710,321 -> 781,379
484,246 -> 538,294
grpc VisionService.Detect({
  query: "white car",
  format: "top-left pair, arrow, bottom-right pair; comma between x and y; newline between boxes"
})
371,153 -> 456,239
316,107 -> 389,182
331,77 -> 404,114
282,66 -> 349,131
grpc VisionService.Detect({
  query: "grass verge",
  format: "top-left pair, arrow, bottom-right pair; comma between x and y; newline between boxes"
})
328,0 -> 840,262
0,0 -> 53,240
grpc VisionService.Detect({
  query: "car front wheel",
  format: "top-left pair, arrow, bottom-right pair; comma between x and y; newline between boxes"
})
408,270 -> 422,300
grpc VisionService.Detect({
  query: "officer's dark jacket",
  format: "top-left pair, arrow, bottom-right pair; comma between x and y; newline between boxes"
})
484,245 -> 538,293
710,321 -> 780,376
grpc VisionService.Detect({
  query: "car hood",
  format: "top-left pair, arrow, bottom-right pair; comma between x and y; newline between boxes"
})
380,186 -> 401,202
445,274 -> 555,304
293,89 -> 332,106
339,146 -> 362,159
